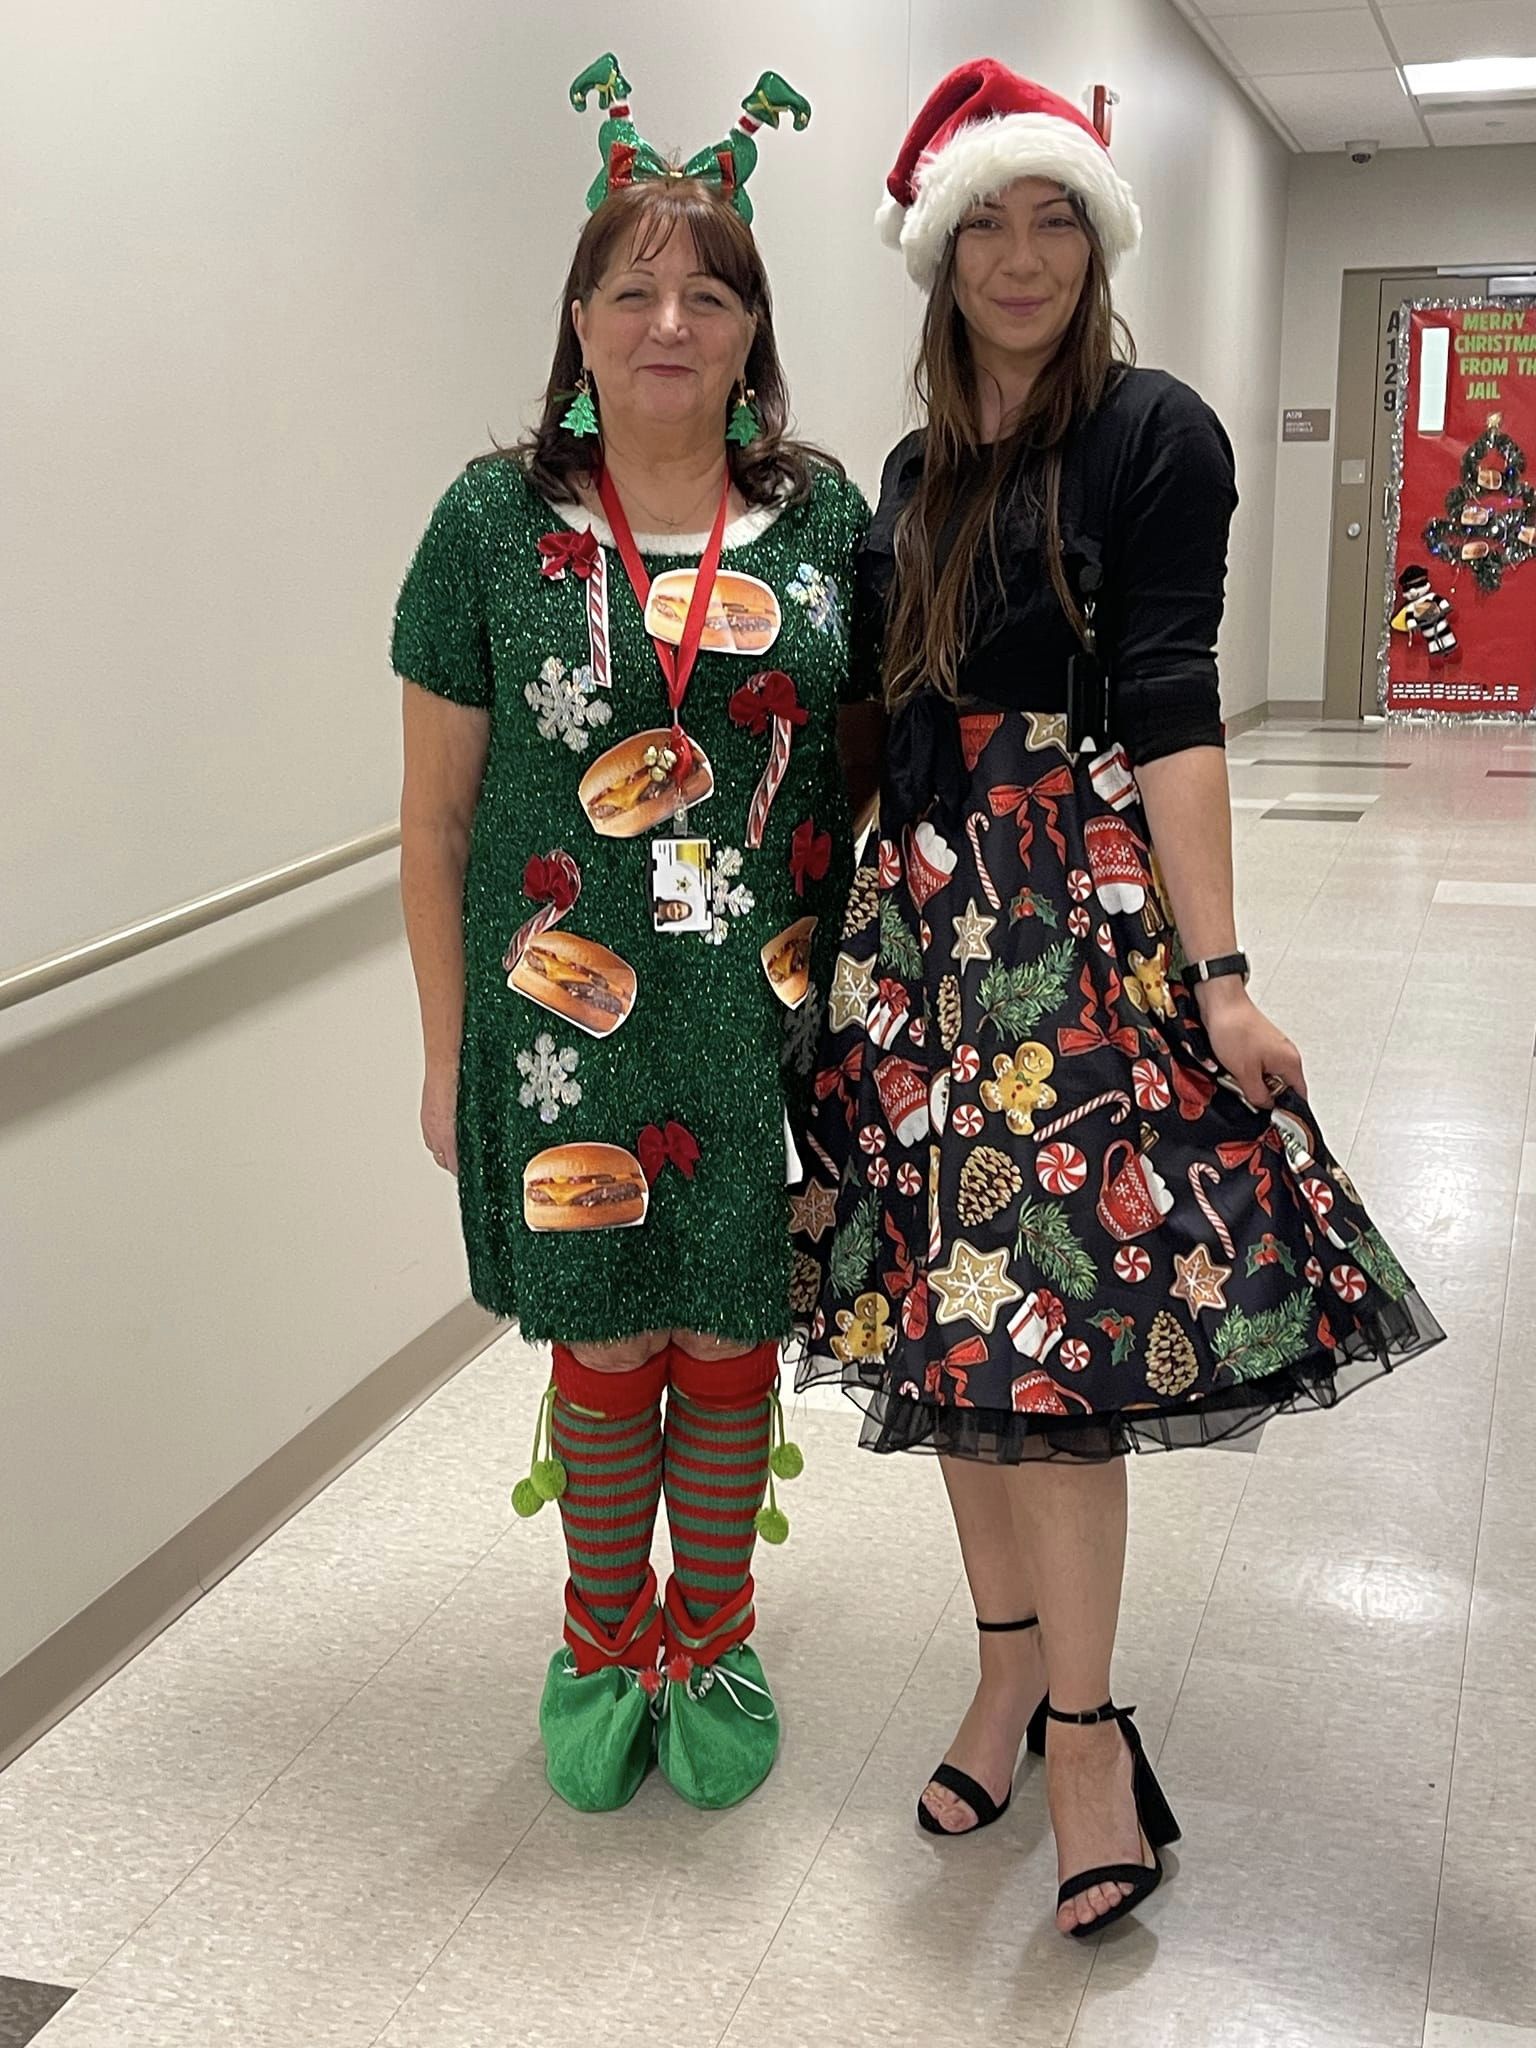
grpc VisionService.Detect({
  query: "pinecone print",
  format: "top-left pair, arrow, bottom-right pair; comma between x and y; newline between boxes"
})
957,1146 -> 1024,1228
841,866 -> 879,939
790,1250 -> 821,1316
938,974 -> 962,1052
1145,1310 -> 1198,1397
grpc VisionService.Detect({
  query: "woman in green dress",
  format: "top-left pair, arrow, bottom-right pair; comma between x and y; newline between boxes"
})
392,58 -> 868,1815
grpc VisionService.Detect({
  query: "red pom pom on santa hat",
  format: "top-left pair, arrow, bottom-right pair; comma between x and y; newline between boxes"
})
877,57 -> 1142,287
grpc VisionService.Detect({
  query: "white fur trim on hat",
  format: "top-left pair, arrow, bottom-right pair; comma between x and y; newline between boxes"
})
896,113 -> 1142,288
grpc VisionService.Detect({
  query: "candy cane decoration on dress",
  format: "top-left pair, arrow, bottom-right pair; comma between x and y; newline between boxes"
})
730,671 -> 807,849
586,546 -> 612,691
1032,1090 -> 1132,1144
966,812 -> 1003,911
1187,1161 -> 1236,1260
502,851 -> 582,976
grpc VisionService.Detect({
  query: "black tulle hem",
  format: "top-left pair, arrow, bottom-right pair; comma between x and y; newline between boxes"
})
792,1290 -> 1444,1463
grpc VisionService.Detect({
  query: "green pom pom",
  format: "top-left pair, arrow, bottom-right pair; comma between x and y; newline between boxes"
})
769,1441 -> 804,1482
755,1504 -> 790,1546
532,1456 -> 568,1503
511,1478 -> 544,1519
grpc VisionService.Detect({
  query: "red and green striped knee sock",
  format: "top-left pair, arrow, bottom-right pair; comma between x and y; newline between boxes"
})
549,1344 -> 668,1644
662,1343 -> 781,1650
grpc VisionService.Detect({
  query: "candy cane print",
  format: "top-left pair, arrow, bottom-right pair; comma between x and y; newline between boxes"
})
585,547 -> 612,691
1188,1162 -> 1236,1259
502,851 -> 582,975
746,713 -> 793,849
1033,1090 -> 1132,1144
965,812 -> 1003,910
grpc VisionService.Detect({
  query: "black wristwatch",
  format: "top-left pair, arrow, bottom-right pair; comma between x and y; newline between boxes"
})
1185,951 -> 1250,986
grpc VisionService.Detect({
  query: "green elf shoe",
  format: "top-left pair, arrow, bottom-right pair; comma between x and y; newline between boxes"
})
654,1575 -> 779,1810
539,1570 -> 664,1813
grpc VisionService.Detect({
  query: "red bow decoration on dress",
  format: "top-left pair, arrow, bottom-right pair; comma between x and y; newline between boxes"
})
636,1120 -> 700,1187
537,528 -> 601,581
1056,962 -> 1140,1060
789,818 -> 832,897
522,850 -> 581,912
989,765 -> 1075,871
813,1044 -> 864,1120
728,670 -> 808,736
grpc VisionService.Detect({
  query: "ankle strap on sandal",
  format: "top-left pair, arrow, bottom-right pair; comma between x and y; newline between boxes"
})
976,1615 -> 1039,1634
1044,1698 -> 1125,1726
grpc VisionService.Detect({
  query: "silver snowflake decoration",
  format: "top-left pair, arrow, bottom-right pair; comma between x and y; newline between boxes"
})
516,1033 -> 582,1123
524,655 -> 613,753
781,985 -> 823,1076
703,845 -> 755,946
787,562 -> 843,637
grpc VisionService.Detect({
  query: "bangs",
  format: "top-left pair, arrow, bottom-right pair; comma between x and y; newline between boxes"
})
582,182 -> 766,310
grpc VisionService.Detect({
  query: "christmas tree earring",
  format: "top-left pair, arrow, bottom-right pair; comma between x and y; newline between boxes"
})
727,378 -> 761,447
562,368 -> 600,438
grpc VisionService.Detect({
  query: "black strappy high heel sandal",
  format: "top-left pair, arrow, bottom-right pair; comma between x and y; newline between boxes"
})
1046,1699 -> 1181,1936
916,1616 -> 1050,1837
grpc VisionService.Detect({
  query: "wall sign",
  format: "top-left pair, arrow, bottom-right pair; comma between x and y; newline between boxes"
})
1282,408 -> 1332,442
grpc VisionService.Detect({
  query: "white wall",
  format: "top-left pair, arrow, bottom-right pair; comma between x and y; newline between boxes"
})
2,0 -> 1287,1680
1269,144 -> 1536,701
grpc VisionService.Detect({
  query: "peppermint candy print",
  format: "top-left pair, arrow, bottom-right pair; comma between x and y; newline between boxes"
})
1068,869 -> 1092,902
1059,1338 -> 1092,1373
859,1124 -> 887,1155
1037,1142 -> 1088,1195
952,1104 -> 985,1138
1305,1256 -> 1324,1286
867,1158 -> 891,1188
896,1163 -> 923,1196
1330,1264 -> 1367,1302
1114,1245 -> 1152,1283
1132,1060 -> 1172,1111
1068,907 -> 1091,938
877,839 -> 902,890
953,1043 -> 981,1084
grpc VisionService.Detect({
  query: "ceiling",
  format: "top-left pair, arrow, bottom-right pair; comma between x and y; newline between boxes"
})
1168,0 -> 1536,149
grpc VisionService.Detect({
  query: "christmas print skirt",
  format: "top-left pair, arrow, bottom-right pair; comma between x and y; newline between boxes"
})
789,710 -> 1444,1461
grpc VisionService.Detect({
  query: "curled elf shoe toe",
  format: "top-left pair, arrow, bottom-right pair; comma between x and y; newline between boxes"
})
539,1575 -> 663,1813
653,1577 -> 779,1810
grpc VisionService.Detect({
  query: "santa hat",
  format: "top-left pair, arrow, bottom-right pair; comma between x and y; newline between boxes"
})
878,58 -> 1142,288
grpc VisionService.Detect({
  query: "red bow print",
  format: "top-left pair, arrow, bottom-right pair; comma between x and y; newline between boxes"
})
636,1120 -> 700,1187
1057,962 -> 1140,1060
537,528 -> 600,581
813,1043 -> 865,1103
729,670 -> 808,736
989,765 -> 1074,871
789,818 -> 832,897
522,850 -> 581,913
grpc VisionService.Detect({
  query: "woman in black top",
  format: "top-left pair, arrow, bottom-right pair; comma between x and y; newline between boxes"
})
792,60 -> 1440,1937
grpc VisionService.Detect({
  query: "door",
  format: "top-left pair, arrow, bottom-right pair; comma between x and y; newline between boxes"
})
1322,269 -> 1489,720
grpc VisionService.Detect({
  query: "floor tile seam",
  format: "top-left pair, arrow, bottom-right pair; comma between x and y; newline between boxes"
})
64,1540 -> 499,2002
359,1789 -> 558,2048
710,1562 -> 968,2046
1424,1094 -> 1525,2013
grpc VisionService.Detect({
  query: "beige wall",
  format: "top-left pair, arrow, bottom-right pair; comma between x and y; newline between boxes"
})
2,0 -> 1287,1680
1269,144 -> 1536,702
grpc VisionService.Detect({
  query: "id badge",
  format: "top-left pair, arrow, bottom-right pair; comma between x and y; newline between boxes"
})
651,837 -> 714,935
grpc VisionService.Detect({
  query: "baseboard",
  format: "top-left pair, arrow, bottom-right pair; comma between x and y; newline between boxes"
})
1227,697 -> 1324,737
0,1297 -> 501,1772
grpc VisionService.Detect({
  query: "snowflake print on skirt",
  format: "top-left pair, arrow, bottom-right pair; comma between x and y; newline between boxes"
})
524,655 -> 613,752
786,562 -> 844,637
517,1033 -> 582,1123
703,846 -> 756,946
790,716 -> 1443,1462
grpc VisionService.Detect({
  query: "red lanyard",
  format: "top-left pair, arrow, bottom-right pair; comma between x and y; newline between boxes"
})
597,467 -> 731,771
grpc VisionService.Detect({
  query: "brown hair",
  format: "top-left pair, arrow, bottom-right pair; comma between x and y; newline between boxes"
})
883,195 -> 1134,709
499,179 -> 839,508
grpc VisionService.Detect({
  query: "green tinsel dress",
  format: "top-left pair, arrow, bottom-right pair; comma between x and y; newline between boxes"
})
392,457 -> 870,1345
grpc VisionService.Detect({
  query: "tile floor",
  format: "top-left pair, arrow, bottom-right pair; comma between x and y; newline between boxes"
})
4,715 -> 1535,2048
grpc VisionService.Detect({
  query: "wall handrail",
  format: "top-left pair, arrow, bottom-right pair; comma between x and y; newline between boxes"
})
0,825 -> 401,1014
